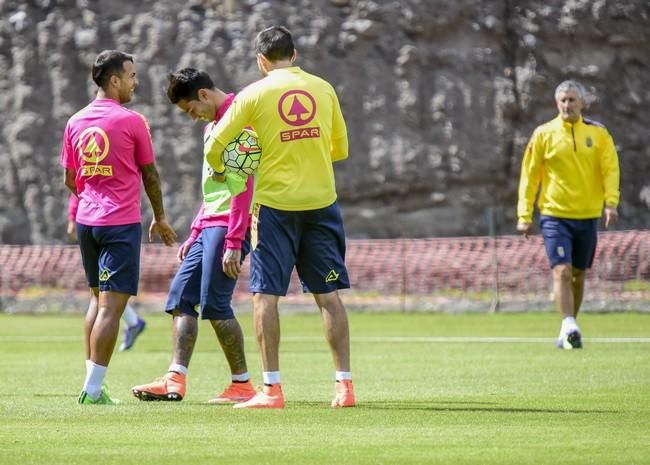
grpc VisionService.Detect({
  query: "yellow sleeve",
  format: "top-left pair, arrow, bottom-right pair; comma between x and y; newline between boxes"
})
517,130 -> 544,223
204,97 -> 253,173
600,130 -> 620,208
330,91 -> 348,162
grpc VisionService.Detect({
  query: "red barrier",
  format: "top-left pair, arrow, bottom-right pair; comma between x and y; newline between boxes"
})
1,230 -> 648,311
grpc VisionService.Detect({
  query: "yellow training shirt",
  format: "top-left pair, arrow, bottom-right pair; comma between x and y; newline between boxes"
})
517,115 -> 620,223
204,67 -> 348,211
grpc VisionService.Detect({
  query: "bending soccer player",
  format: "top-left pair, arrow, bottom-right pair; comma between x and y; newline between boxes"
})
517,79 -> 620,349
131,68 -> 255,403
68,193 -> 147,352
204,26 -> 355,408
60,50 -> 176,405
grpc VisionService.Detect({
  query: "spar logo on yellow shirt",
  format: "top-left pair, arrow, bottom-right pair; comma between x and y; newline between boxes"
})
77,127 -> 113,177
278,90 -> 321,142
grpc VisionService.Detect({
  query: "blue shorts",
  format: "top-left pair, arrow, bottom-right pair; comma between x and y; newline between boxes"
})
165,226 -> 250,320
76,223 -> 142,295
540,215 -> 598,270
249,201 -> 350,296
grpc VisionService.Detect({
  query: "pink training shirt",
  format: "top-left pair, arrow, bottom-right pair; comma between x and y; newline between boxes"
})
60,98 -> 155,226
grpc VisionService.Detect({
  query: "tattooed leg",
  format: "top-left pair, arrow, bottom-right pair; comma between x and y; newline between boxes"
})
172,311 -> 198,368
209,318 -> 248,375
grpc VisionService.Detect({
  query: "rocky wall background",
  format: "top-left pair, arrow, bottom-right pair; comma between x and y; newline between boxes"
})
0,0 -> 648,243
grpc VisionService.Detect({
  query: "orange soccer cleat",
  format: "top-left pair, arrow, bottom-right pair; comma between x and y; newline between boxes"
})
233,383 -> 285,409
131,372 -> 186,401
208,380 -> 256,404
331,379 -> 356,408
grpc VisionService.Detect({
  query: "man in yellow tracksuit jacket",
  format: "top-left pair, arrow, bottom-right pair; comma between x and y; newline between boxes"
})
517,79 -> 620,349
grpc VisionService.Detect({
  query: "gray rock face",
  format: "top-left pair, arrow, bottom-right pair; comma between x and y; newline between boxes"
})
0,0 -> 648,243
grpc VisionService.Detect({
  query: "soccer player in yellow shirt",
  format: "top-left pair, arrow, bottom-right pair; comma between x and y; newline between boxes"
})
204,25 -> 354,408
517,80 -> 620,349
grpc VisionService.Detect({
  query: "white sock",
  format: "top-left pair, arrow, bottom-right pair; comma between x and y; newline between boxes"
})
336,371 -> 352,381
168,363 -> 188,375
231,372 -> 249,382
561,316 -> 579,335
262,371 -> 281,385
83,361 -> 107,399
121,303 -> 139,328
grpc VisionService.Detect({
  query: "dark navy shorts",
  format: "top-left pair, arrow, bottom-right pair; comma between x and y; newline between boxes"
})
540,215 -> 598,270
249,201 -> 350,296
76,223 -> 142,296
165,226 -> 250,320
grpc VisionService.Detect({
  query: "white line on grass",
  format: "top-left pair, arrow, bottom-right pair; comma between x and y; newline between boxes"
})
364,336 -> 650,343
0,335 -> 82,341
286,336 -> 650,343
1,336 -> 650,343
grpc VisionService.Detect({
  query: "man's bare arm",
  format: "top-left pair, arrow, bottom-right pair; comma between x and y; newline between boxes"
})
64,168 -> 77,196
141,163 -> 177,245
141,163 -> 165,220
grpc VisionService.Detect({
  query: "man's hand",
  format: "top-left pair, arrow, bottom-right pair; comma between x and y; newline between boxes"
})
177,241 -> 192,262
211,171 -> 227,183
222,248 -> 242,279
149,218 -> 177,246
517,220 -> 532,239
204,134 -> 227,180
67,220 -> 76,242
604,206 -> 618,228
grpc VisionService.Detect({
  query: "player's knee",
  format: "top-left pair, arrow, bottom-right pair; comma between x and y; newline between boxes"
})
552,264 -> 572,283
313,291 -> 344,311
253,293 -> 279,315
572,268 -> 586,283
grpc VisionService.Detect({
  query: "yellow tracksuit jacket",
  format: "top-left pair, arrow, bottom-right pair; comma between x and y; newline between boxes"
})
517,115 -> 620,223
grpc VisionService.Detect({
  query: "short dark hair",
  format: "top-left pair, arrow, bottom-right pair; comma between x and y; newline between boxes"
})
255,26 -> 295,62
166,68 -> 215,104
91,50 -> 133,89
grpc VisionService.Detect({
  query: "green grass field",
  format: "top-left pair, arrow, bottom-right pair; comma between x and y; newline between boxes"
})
1,311 -> 649,465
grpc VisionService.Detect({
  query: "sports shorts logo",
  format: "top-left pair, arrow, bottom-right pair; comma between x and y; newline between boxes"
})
251,203 -> 261,250
557,246 -> 565,258
99,269 -> 112,282
325,270 -> 339,283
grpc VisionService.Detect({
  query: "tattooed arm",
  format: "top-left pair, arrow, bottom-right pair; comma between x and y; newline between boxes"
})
141,163 -> 177,246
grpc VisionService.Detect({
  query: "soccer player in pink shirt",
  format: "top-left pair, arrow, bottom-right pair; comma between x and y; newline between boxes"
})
67,193 -> 147,352
60,50 -> 176,405
131,68 -> 256,404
